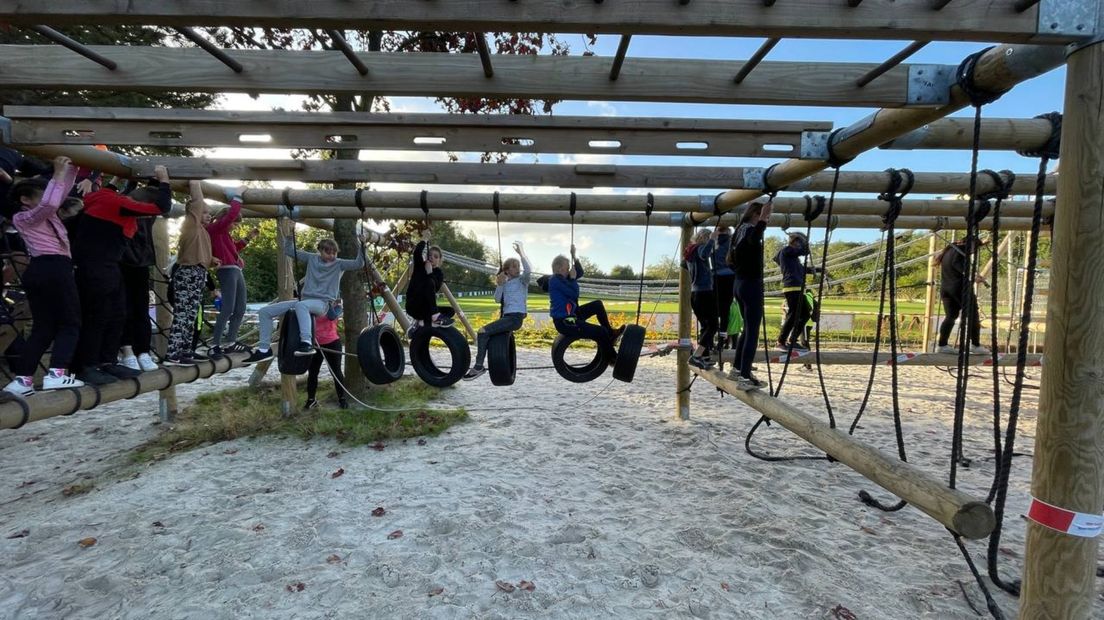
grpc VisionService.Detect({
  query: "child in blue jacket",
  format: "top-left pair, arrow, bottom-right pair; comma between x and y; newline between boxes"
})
546,244 -> 622,363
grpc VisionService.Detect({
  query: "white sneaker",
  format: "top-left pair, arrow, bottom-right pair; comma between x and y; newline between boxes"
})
120,355 -> 141,371
3,377 -> 34,398
137,353 -> 158,371
42,372 -> 84,391
969,345 -> 991,355
935,345 -> 955,354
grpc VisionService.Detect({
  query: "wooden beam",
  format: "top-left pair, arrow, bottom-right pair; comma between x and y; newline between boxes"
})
0,1 -> 1089,43
676,224 -> 693,420
880,116 -> 1059,151
1021,35 -> 1104,619
691,366 -> 996,539
0,46 -> 931,108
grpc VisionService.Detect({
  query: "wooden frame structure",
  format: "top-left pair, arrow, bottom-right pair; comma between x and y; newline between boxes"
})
0,3 -> 1100,616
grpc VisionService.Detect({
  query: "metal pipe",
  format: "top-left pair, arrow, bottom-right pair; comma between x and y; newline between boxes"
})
325,29 -> 369,76
855,41 -> 929,87
27,25 -> 117,70
175,27 -> 244,73
734,37 -> 781,84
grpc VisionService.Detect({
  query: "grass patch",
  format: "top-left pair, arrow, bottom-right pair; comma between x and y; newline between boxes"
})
131,377 -> 467,463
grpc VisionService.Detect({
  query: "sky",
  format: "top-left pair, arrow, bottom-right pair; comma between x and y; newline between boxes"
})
206,34 -> 1066,275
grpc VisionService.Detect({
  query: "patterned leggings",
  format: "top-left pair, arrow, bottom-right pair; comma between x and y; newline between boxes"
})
167,264 -> 207,358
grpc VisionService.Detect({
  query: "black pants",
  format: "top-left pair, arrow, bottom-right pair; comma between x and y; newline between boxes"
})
690,290 -> 719,351
939,292 -> 980,347
778,290 -> 810,346
408,303 -> 455,326
307,338 -> 348,401
120,263 -> 152,355
16,255 -> 81,375
714,273 -> 736,339
553,300 -> 616,360
733,276 -> 764,379
73,261 -> 125,371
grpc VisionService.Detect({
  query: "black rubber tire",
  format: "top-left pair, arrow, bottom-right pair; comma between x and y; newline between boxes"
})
357,325 -> 405,385
277,310 -> 314,376
487,332 -> 517,387
409,325 -> 471,388
550,333 -> 610,383
612,324 -> 646,383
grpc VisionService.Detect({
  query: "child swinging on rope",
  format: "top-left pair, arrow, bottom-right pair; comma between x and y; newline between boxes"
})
244,228 -> 366,365
464,241 -> 530,381
404,228 -> 455,337
545,244 -> 623,365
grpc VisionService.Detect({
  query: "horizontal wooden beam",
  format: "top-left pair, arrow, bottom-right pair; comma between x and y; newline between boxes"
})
0,1 -> 1091,43
0,46 -> 930,107
881,116 -> 1058,151
1,106 -> 831,157
690,366 -> 996,539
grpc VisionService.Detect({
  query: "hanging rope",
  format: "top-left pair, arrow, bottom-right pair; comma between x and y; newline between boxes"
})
634,193 -> 653,324
771,194 -> 825,397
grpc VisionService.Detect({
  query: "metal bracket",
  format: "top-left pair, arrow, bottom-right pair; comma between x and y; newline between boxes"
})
799,131 -> 830,160
670,212 -> 685,226
742,167 -> 765,190
0,116 -> 11,145
1038,0 -> 1100,40
906,65 -> 955,106
698,194 -> 715,210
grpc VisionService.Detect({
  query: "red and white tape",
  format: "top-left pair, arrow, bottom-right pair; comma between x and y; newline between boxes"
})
885,352 -> 916,365
1026,496 -> 1104,537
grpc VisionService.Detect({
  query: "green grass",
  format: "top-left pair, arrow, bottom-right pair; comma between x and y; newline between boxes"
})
454,295 -> 926,317
131,378 -> 468,464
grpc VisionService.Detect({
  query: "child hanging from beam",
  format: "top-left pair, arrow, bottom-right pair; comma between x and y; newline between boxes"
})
404,228 -> 455,337
243,225 -> 366,364
546,243 -> 623,364
163,181 -> 221,366
463,241 -> 530,381
684,228 -> 719,369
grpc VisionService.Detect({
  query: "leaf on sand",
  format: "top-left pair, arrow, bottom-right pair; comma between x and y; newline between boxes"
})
223,449 -> 238,455
859,525 -> 878,535
417,438 -> 427,446
152,521 -> 165,528
495,580 -> 516,593
285,582 -> 306,592
326,554 -> 343,564
720,582 -> 730,592
327,451 -> 340,458
6,529 -> 29,539
78,537 -> 97,548
387,530 -> 403,540
370,442 -> 385,451
252,523 -> 265,532
518,580 -> 535,592
331,468 -> 345,479
428,587 -> 444,597
371,507 -> 386,517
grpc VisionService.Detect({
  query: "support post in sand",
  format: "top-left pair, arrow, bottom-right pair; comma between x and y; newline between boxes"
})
439,283 -> 477,343
675,223 -> 693,420
152,217 -> 176,422
364,260 -> 412,335
690,366 -> 995,539
276,218 -> 299,417
921,232 -> 938,353
1021,30 -> 1104,619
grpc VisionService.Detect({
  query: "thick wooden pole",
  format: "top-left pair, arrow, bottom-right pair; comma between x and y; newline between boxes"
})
691,366 -> 995,539
151,217 -> 176,422
676,223 -> 693,421
276,219 -> 298,416
439,283 -> 477,343
921,232 -> 939,353
364,260 -> 411,334
1021,35 -> 1104,620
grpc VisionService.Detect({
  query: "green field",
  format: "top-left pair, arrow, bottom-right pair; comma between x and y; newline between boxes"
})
454,295 -> 927,318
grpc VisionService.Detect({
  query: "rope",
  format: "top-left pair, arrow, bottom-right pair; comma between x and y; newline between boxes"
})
634,193 -> 653,324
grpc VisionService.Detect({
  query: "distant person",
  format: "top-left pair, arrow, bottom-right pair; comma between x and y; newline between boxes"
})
727,199 -> 772,391
934,237 -> 989,355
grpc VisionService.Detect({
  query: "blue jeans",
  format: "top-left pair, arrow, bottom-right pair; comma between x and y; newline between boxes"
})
733,276 -> 764,379
256,298 -> 328,351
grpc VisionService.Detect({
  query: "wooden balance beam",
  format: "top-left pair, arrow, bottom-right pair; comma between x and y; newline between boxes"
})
689,366 -> 996,539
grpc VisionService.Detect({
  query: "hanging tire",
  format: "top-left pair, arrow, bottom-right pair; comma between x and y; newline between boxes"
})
487,332 -> 517,387
551,333 -> 609,383
409,325 -> 470,388
277,310 -> 314,376
357,325 -> 405,385
612,324 -> 646,383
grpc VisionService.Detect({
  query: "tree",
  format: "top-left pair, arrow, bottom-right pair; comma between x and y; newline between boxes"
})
645,255 -> 681,280
609,265 -> 636,280
577,256 -> 606,279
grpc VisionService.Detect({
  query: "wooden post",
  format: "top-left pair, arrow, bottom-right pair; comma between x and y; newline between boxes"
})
151,217 -> 176,422
921,232 -> 938,353
277,219 -> 298,416
676,223 -> 693,420
1021,33 -> 1104,620
364,260 -> 411,334
439,283 -> 477,343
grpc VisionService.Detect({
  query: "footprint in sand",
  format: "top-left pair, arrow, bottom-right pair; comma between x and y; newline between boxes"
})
377,563 -> 403,588
638,564 -> 660,588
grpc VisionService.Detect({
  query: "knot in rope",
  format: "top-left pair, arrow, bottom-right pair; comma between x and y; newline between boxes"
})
762,163 -> 786,198
877,168 -> 913,227
492,191 -> 501,217
1017,111 -> 1062,160
955,47 -> 1011,107
803,195 -> 826,222
419,189 -> 430,221
354,186 -> 367,219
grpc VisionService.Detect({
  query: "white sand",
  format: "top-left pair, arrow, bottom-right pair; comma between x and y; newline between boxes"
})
0,349 -> 1098,619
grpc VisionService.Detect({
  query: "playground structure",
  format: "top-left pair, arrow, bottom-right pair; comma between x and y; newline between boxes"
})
0,2 -> 1100,617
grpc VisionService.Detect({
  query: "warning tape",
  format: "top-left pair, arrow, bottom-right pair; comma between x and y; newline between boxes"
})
1027,496 -> 1104,538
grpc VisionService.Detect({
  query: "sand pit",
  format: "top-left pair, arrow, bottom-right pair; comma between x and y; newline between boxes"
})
0,349 -> 1097,619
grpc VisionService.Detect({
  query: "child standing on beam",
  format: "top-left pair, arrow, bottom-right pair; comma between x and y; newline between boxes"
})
684,228 -> 719,369
464,241 -> 530,381
206,186 -> 260,358
773,231 -> 823,352
728,199 -> 772,391
164,181 -> 221,366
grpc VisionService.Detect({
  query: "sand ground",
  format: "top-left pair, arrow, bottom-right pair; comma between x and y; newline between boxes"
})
0,349 -> 1098,619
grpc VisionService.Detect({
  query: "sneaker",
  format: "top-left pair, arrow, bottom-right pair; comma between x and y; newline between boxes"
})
935,345 -> 956,354
119,355 -> 141,371
338,398 -> 349,410
406,324 -> 421,338
775,340 -> 788,350
190,351 -> 209,362
293,342 -> 315,356
747,374 -> 767,388
207,346 -> 225,360
42,371 -> 83,391
101,363 -> 142,379
463,366 -> 486,381
688,355 -> 708,370
304,398 -> 319,409
788,343 -> 809,353
433,316 -> 455,328
3,376 -> 34,398
969,345 -> 991,355
734,375 -> 761,392
77,367 -> 118,386
242,349 -> 273,365
225,342 -> 251,354
137,353 -> 159,371
163,355 -> 196,367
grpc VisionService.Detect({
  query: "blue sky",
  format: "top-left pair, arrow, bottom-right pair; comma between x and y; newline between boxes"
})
216,34 -> 1065,275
